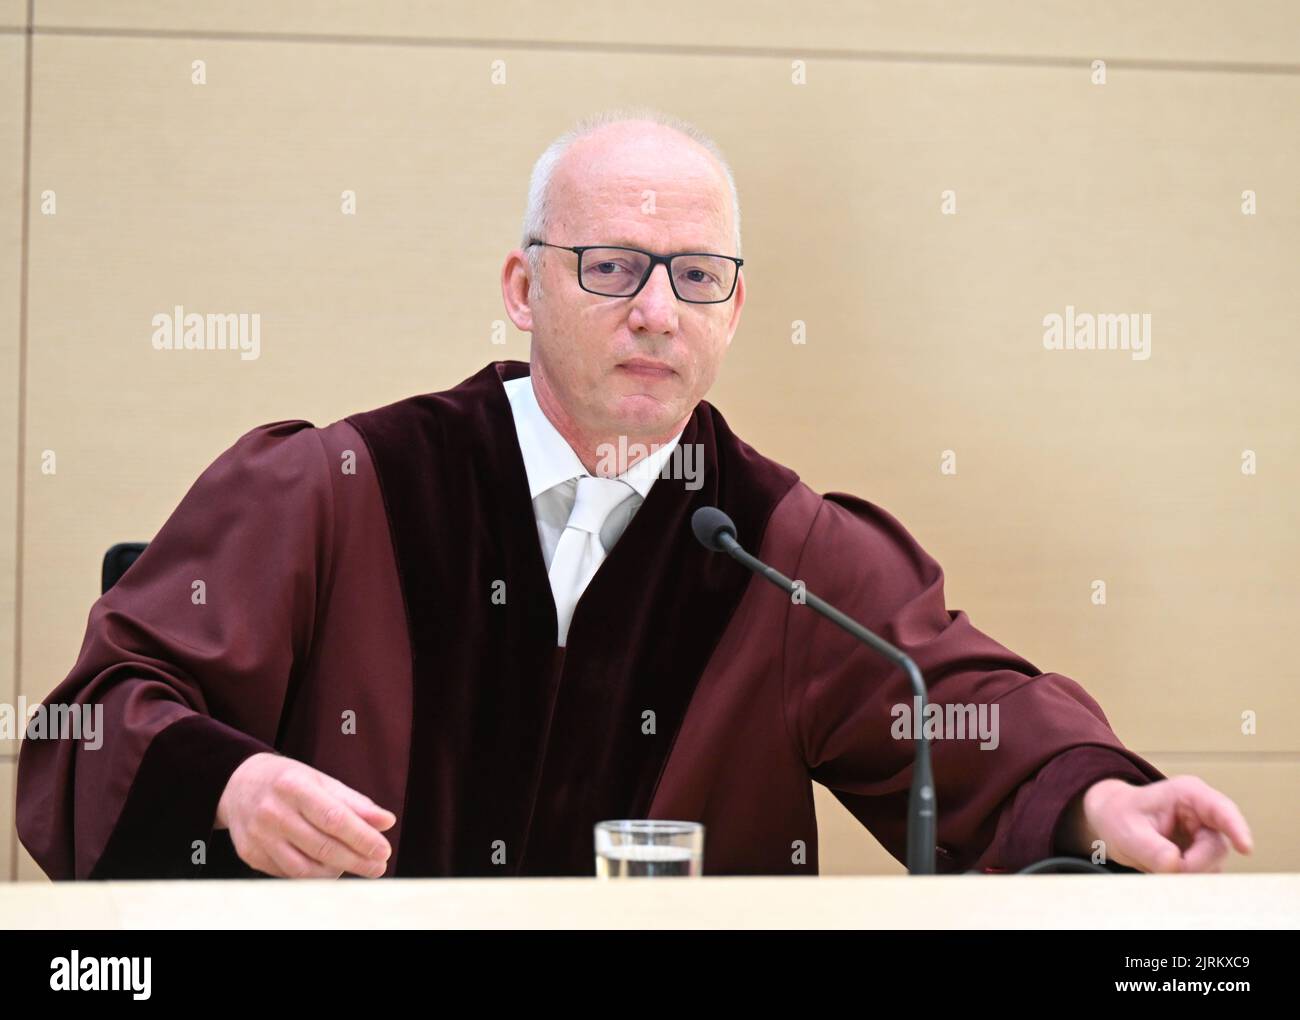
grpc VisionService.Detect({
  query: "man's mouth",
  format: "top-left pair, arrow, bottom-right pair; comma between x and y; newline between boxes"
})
617,358 -> 675,379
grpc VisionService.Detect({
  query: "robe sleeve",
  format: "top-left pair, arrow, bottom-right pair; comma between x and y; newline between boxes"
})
15,420 -> 333,879
781,493 -> 1165,874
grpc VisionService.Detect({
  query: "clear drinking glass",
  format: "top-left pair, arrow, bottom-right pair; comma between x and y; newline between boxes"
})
594,820 -> 705,878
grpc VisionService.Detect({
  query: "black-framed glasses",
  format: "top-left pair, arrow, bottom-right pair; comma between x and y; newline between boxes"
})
526,240 -> 743,304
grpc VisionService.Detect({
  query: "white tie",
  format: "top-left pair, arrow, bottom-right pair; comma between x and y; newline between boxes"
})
548,475 -> 635,646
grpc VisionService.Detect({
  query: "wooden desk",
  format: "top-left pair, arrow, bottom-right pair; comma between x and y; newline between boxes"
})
1,874 -> 1296,928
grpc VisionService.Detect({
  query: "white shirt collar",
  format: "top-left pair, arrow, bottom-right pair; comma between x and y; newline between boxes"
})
503,374 -> 684,500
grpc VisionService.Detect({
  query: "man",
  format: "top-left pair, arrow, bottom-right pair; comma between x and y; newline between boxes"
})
17,109 -> 1252,880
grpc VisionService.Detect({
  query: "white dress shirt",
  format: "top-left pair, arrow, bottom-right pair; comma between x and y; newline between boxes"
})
503,374 -> 684,639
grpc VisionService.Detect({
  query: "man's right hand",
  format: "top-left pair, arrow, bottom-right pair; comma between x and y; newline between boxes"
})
215,753 -> 396,878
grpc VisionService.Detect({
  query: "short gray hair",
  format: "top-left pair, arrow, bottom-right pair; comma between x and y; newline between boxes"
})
520,107 -> 742,292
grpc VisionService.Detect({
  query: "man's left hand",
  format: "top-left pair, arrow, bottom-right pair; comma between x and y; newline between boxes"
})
1060,775 -> 1254,873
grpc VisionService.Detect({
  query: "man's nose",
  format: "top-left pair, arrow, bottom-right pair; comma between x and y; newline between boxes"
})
628,263 -> 679,334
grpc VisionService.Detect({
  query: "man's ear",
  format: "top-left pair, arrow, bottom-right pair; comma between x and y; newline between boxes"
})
501,249 -> 535,332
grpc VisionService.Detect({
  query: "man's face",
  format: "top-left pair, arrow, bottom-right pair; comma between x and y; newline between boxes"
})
507,125 -> 745,442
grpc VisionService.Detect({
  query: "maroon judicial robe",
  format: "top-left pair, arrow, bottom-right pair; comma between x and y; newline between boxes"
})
16,361 -> 1164,880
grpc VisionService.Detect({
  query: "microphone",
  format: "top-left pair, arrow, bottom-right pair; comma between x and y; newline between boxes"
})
691,505 -> 937,876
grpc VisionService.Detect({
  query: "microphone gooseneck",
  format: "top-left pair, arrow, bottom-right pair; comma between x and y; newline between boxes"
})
690,505 -> 937,876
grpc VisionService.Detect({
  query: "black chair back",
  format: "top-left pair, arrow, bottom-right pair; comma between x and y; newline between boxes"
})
102,542 -> 147,594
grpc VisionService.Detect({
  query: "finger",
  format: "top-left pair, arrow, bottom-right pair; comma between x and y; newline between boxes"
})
264,840 -> 344,880
1117,824 -> 1184,873
1181,782 -> 1253,855
331,793 -> 396,841
291,784 -> 392,863
282,813 -> 387,878
1180,826 -> 1229,873
322,777 -> 397,830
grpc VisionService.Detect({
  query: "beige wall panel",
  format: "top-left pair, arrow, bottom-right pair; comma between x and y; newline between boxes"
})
0,1 -> 26,30
33,1 -> 1300,65
817,759 -> 1300,874
15,823 -> 44,881
16,35 -> 1298,811
709,64 -> 1299,754
0,35 -> 22,761
1,760 -> 14,880
815,782 -> 906,876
